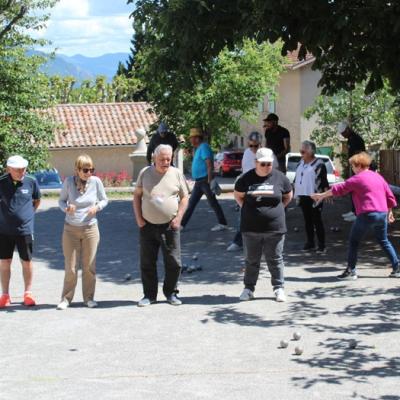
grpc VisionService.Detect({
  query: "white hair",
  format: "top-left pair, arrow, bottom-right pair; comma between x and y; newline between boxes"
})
154,144 -> 173,157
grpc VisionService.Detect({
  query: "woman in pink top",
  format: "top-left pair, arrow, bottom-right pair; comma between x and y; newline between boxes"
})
312,152 -> 399,280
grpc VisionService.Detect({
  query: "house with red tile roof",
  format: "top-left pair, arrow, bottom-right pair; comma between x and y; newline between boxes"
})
47,102 -> 157,179
237,50 -> 321,153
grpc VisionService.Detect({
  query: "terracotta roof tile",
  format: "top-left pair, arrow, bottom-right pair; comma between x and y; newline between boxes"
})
286,48 -> 315,69
48,102 -> 157,148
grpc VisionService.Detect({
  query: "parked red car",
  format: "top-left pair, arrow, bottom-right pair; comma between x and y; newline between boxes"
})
214,151 -> 244,176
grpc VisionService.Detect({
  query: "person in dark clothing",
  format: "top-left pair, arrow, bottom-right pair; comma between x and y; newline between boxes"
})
338,122 -> 366,158
263,113 -> 290,173
338,122 -> 366,221
146,122 -> 179,165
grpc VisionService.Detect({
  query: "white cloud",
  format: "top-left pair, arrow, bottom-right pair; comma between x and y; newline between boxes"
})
34,0 -> 133,56
51,0 -> 90,20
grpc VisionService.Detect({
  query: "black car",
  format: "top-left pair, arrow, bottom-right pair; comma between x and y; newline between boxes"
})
33,170 -> 63,189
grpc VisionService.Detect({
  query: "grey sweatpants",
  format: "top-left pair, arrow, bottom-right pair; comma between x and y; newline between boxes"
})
242,232 -> 285,292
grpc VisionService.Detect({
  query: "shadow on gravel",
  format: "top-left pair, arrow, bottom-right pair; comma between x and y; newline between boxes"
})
35,197 -> 400,289
292,337 -> 400,389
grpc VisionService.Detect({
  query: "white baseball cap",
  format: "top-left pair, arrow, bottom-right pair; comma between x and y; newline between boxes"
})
255,148 -> 274,163
7,155 -> 28,169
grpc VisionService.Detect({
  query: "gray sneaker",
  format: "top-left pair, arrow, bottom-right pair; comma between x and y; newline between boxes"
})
167,294 -> 182,306
389,268 -> 400,278
137,297 -> 156,307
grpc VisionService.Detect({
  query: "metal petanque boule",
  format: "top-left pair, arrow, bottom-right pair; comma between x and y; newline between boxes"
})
293,332 -> 302,341
124,273 -> 131,281
293,227 -> 299,232
349,339 -> 358,349
280,340 -> 289,349
294,346 -> 304,355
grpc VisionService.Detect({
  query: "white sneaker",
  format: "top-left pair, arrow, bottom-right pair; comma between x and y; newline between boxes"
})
342,211 -> 355,218
137,297 -> 155,307
56,299 -> 69,310
86,300 -> 98,308
227,243 -> 241,252
211,224 -> 228,232
239,288 -> 254,301
344,215 -> 357,222
274,288 -> 286,302
167,294 -> 182,306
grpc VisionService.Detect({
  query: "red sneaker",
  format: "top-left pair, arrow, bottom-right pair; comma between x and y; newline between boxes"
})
23,292 -> 36,306
0,294 -> 11,308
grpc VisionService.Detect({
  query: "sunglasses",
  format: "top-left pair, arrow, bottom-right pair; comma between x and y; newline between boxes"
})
80,168 -> 95,174
249,145 -> 259,148
259,162 -> 272,167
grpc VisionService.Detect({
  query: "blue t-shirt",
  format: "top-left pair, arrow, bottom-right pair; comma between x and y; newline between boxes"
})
0,174 -> 41,235
192,143 -> 213,179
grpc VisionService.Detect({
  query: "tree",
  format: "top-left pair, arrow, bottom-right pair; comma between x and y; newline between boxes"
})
0,0 -> 57,172
135,38 -> 285,147
305,81 -> 400,149
129,0 -> 400,96
47,74 -> 143,104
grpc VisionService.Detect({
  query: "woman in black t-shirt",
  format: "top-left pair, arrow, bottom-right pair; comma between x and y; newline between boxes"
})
234,148 -> 292,303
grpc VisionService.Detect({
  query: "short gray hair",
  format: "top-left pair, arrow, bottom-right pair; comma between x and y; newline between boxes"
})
154,144 -> 173,157
301,140 -> 316,155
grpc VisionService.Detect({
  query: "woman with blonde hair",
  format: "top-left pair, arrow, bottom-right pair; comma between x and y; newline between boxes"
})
57,154 -> 108,309
312,152 -> 399,280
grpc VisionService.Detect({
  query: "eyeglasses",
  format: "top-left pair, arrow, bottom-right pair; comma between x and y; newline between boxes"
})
259,162 -> 272,167
249,145 -> 259,148
80,168 -> 95,174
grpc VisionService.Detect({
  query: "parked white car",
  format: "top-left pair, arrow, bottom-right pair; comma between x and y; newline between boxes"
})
285,152 -> 341,186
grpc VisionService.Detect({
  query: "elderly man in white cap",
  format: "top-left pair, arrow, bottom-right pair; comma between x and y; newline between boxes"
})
234,148 -> 292,303
0,155 -> 41,308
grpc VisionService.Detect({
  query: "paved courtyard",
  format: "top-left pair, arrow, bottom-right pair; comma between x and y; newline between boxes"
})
1,195 -> 399,400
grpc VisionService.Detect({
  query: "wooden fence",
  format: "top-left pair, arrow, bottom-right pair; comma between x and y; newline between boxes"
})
380,150 -> 400,185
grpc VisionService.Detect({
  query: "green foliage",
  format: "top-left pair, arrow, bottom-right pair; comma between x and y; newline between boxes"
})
130,0 -> 400,95
47,73 -> 143,104
0,0 -> 57,172
135,38 -> 284,147
305,81 -> 400,149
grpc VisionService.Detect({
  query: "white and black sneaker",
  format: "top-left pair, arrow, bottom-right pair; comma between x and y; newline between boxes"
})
167,294 -> 182,306
337,269 -> 358,280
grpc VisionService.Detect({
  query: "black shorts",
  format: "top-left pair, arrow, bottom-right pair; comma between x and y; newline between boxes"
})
0,234 -> 33,261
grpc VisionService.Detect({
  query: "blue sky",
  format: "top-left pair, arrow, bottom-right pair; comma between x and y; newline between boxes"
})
37,0 -> 134,57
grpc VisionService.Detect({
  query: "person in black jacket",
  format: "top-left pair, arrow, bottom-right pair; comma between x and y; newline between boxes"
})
294,141 -> 329,253
146,122 -> 179,165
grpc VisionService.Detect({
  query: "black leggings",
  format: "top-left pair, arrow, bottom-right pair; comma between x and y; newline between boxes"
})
299,196 -> 325,248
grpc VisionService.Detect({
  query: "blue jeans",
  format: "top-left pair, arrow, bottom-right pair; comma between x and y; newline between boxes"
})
181,177 -> 227,227
347,212 -> 399,272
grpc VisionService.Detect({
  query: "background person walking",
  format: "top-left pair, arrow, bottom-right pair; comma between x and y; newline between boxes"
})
57,154 -> 108,310
312,152 -> 399,280
181,128 -> 227,231
0,155 -> 41,308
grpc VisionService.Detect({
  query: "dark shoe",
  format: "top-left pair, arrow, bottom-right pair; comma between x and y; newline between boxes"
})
302,243 -> 316,251
389,268 -> 400,278
337,270 -> 358,280
316,247 -> 326,254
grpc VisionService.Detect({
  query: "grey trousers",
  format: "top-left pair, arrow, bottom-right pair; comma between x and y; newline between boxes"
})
242,232 -> 285,291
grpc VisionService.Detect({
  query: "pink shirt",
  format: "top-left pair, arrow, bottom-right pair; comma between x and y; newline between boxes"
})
331,170 -> 396,215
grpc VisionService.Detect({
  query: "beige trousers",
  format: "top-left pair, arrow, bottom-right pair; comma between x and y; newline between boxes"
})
61,223 -> 100,303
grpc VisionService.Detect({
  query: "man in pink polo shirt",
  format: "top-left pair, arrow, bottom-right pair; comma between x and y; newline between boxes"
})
312,152 -> 399,280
